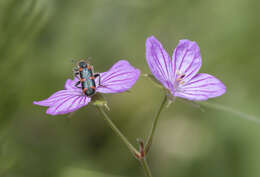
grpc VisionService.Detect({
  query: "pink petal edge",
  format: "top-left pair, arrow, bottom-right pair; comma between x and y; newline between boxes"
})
175,73 -> 226,101
146,36 -> 174,90
96,60 -> 140,93
34,89 -> 90,115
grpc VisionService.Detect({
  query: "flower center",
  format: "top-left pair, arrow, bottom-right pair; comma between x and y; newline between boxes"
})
173,71 -> 186,92
176,71 -> 185,85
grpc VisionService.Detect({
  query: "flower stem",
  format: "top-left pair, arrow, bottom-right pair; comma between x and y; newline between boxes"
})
144,95 -> 168,154
140,158 -> 153,177
96,106 -> 140,157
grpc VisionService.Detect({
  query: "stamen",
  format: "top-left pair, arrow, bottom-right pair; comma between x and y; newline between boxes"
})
179,80 -> 185,85
176,70 -> 186,85
179,74 -> 185,79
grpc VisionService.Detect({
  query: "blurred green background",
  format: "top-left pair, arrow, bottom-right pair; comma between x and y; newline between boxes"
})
0,0 -> 260,177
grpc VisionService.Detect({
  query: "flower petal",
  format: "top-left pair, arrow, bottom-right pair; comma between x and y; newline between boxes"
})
65,77 -> 79,90
175,73 -> 226,101
96,60 -> 140,93
146,36 -> 174,89
172,39 -> 201,83
34,89 -> 90,115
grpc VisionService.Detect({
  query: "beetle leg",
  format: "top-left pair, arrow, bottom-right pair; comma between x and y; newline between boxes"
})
73,66 -> 79,72
74,72 -> 81,80
94,73 -> 100,78
94,73 -> 101,86
94,73 -> 110,90
74,81 -> 81,88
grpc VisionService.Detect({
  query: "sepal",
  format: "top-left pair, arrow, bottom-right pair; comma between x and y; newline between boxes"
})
91,93 -> 110,111
143,73 -> 164,88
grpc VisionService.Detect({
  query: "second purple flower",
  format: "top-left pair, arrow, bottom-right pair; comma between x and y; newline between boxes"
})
146,36 -> 226,101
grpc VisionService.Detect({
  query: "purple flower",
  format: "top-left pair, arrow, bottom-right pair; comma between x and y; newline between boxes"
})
34,60 -> 140,115
146,36 -> 226,101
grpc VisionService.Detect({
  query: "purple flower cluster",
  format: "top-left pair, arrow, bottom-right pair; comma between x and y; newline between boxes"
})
34,36 -> 226,115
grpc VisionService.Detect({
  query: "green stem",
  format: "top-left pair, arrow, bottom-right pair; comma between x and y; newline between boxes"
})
97,106 -> 140,157
140,158 -> 153,177
144,95 -> 168,154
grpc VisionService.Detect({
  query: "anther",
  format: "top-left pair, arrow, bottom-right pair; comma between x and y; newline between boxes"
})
176,72 -> 186,85
179,74 -> 185,79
